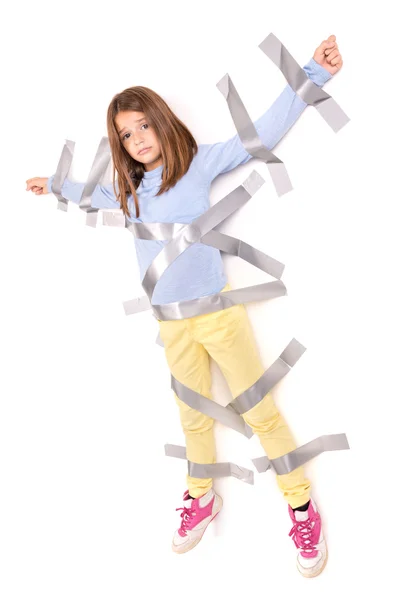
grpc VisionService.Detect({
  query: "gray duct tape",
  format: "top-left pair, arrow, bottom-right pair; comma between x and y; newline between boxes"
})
78,136 -> 112,228
217,73 -> 292,196
123,295 -> 152,316
102,210 -> 126,228
123,283 -> 286,319
259,33 -> 350,133
150,281 -> 286,321
103,215 -> 284,281
102,171 -> 286,320
141,170 -> 265,299
51,139 -> 75,212
230,338 -> 306,414
106,218 -> 285,281
51,137 -> 112,227
128,221 -> 185,240
155,331 -> 164,347
252,433 -> 350,475
164,444 -> 254,485
102,211 -> 187,240
171,375 -> 253,439
202,230 -> 285,280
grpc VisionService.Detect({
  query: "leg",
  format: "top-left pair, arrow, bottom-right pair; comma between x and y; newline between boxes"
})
159,316 -> 215,498
192,302 -> 311,508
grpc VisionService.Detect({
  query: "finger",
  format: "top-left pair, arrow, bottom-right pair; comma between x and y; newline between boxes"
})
330,55 -> 342,66
327,34 -> 336,42
326,49 -> 340,63
316,39 -> 336,57
325,43 -> 337,56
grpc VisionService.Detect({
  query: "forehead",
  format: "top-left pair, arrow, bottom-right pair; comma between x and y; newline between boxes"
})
115,111 -> 146,132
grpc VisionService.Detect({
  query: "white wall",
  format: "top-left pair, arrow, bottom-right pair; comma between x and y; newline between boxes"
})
1,0 -> 399,597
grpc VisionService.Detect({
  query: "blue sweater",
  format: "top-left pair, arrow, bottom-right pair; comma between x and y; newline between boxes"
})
47,58 -> 331,305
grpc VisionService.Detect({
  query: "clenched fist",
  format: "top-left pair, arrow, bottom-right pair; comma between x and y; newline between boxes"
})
313,34 -> 343,75
26,177 -> 49,195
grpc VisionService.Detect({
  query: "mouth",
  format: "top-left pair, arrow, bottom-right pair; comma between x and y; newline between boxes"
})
138,147 -> 151,155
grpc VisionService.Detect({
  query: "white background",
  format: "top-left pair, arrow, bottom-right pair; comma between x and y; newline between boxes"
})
1,0 -> 399,597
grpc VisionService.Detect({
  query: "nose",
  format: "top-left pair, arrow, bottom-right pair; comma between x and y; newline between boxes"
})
133,131 -> 144,145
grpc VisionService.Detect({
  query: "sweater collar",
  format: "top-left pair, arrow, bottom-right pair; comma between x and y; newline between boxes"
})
142,164 -> 163,179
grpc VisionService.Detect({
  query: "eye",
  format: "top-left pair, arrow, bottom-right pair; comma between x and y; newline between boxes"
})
141,123 -> 149,130
122,132 -> 130,141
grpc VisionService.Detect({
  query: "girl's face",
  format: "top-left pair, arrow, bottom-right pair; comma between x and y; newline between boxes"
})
115,111 -> 162,171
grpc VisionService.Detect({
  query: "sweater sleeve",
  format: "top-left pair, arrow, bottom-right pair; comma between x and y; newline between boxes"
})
196,58 -> 332,185
46,174 -> 121,210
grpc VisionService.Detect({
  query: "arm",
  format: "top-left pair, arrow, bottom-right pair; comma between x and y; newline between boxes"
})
46,174 -> 121,210
197,58 -> 332,185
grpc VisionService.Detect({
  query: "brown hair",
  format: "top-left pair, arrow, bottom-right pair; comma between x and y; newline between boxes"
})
106,86 -> 198,219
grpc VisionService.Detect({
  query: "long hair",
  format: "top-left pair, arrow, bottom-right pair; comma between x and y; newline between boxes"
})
106,86 -> 198,219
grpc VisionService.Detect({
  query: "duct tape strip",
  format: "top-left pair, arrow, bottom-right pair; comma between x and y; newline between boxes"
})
230,338 -> 306,414
171,375 -> 253,439
51,139 -> 75,212
153,282 -> 284,345
201,230 -> 285,280
252,433 -> 350,475
128,221 -> 186,240
78,136 -> 112,228
217,74 -> 292,197
103,171 -> 287,321
141,170 -> 265,299
259,33 -> 350,133
51,137 -> 112,227
102,216 -> 285,281
103,214 -> 285,282
164,444 -> 254,485
150,280 -> 286,321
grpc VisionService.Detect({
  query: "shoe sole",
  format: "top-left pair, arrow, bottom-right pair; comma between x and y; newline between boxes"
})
297,548 -> 329,578
172,494 -> 223,554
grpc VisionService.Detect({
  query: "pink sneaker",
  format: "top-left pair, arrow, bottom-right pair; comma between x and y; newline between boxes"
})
288,498 -> 328,577
172,489 -> 223,554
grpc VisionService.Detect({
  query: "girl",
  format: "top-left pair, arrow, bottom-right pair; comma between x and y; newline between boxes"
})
26,34 -> 343,578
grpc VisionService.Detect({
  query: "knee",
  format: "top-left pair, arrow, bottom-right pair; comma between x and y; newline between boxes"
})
242,394 -> 284,434
244,409 -> 282,435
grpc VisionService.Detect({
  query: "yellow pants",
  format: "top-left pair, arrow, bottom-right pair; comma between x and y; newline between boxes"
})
158,284 -> 311,509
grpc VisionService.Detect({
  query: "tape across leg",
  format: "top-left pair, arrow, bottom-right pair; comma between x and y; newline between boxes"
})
252,433 -> 350,475
230,338 -> 306,414
170,339 -> 305,438
164,444 -> 254,485
259,33 -> 350,133
217,73 -> 292,197
171,376 -> 253,439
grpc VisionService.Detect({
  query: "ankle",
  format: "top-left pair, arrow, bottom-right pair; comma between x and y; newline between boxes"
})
292,500 -> 310,512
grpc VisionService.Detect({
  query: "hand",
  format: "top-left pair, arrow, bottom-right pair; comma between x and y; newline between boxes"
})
26,177 -> 49,195
313,34 -> 343,75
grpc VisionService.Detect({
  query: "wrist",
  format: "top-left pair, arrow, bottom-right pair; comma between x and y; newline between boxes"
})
304,57 -> 332,87
47,175 -> 54,193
